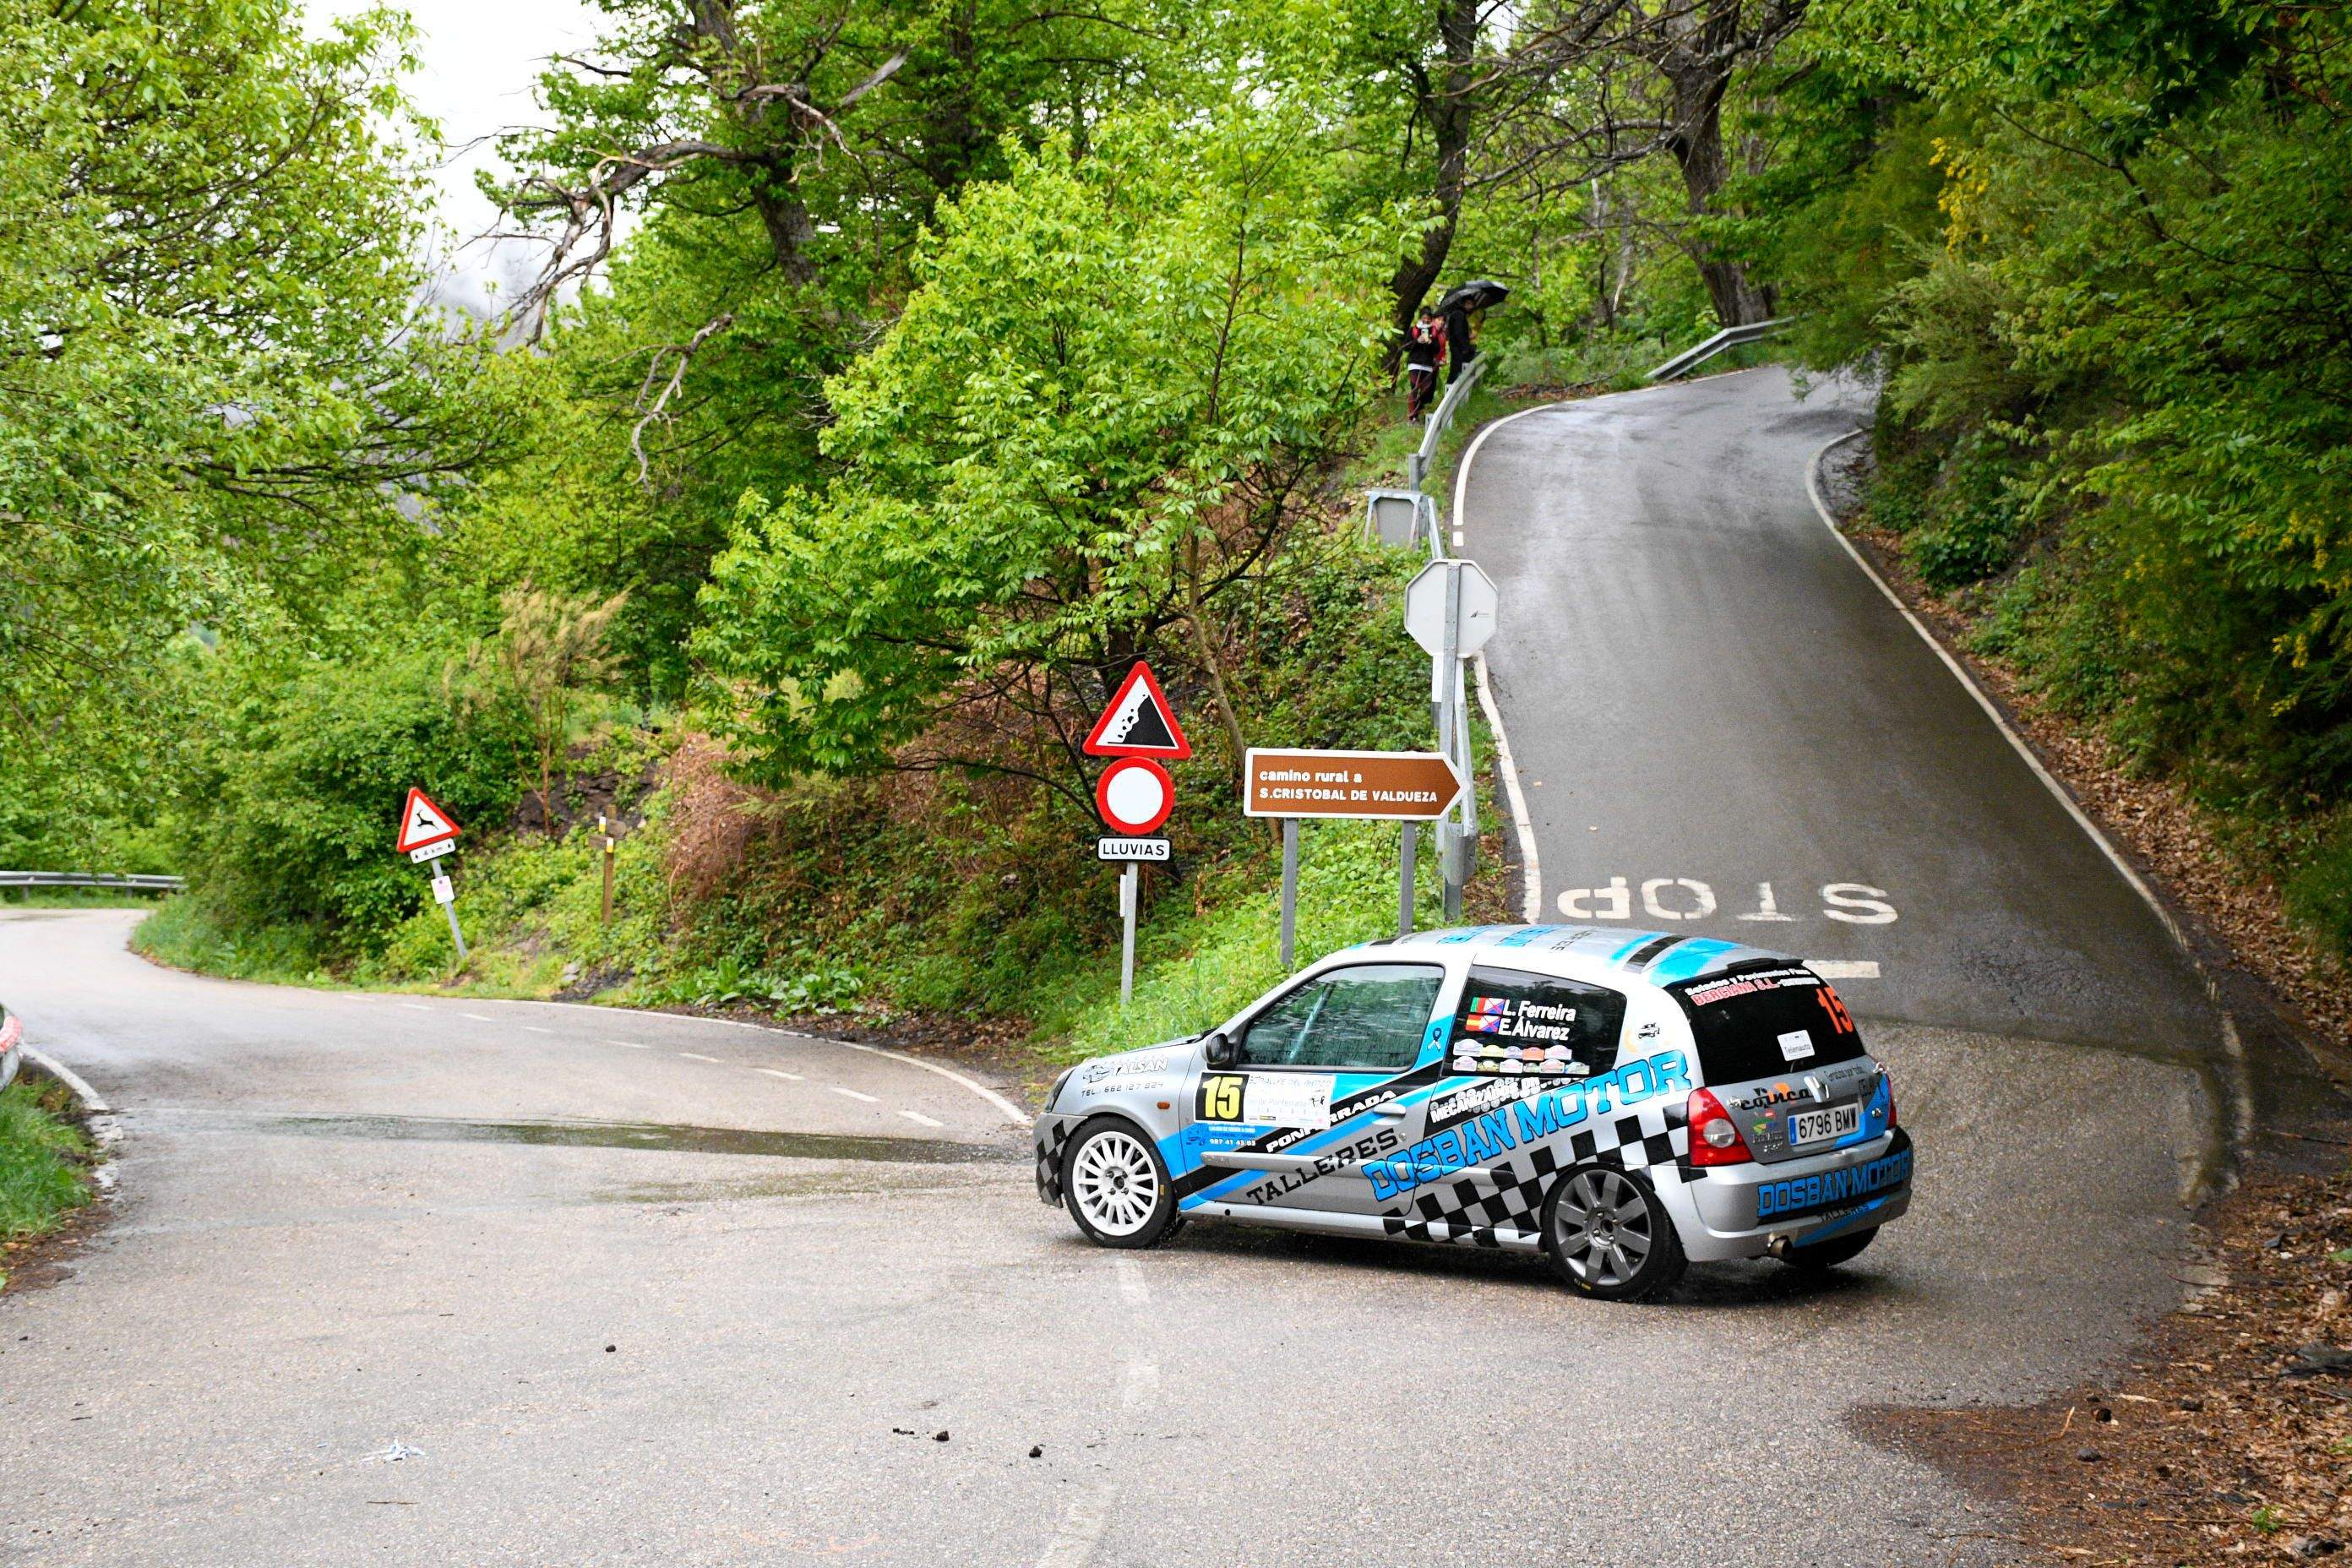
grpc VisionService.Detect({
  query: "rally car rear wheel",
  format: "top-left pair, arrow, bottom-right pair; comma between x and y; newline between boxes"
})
1543,1164 -> 1686,1302
1063,1121 -> 1179,1250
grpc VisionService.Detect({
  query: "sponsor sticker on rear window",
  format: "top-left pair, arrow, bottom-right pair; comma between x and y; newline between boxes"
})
1446,967 -> 1625,1077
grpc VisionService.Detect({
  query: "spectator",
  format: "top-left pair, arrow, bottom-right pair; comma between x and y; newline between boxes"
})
1444,298 -> 1476,384
1403,312 -> 1446,420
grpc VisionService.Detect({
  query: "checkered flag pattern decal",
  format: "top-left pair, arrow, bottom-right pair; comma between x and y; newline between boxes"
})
1035,1120 -> 1075,1202
1381,1103 -> 1688,1248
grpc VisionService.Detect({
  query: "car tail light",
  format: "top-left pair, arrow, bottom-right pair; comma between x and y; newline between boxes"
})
1885,1075 -> 1897,1129
1686,1088 -> 1755,1168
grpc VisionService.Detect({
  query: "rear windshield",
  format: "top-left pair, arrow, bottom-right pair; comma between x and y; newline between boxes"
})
1667,964 -> 1866,1085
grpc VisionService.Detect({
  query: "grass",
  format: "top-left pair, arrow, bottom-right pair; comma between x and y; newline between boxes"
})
0,889 -> 174,910
133,896 -> 332,985
1035,818 -> 1452,1064
0,1075 -> 95,1280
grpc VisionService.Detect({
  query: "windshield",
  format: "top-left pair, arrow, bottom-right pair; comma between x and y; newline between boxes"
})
1667,963 -> 1866,1085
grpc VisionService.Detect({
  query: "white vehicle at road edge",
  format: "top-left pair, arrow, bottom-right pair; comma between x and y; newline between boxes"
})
1035,924 -> 1912,1300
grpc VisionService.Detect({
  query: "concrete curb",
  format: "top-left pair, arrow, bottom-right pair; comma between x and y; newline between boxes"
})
21,1045 -> 109,1115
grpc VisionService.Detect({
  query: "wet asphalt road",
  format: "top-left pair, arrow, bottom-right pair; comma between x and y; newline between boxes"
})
0,369 -> 2233,1566
1466,368 -> 2219,1059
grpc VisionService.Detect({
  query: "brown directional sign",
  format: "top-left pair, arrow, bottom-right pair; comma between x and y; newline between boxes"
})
1242,749 -> 1464,820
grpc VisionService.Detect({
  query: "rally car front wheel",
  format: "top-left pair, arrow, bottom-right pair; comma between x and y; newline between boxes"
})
1063,1120 -> 1180,1250
1543,1163 -> 1687,1302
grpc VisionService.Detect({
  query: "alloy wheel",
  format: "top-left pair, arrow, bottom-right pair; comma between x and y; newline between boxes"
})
1070,1129 -> 1161,1237
1552,1168 -> 1656,1289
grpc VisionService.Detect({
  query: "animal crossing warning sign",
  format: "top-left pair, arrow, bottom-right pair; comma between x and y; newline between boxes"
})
1082,661 -> 1190,760
395,787 -> 460,855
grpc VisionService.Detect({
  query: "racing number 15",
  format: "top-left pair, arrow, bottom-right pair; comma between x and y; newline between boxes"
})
1198,1074 -> 1245,1121
1815,986 -> 1855,1037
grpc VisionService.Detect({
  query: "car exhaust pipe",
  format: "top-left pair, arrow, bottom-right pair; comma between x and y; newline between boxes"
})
1766,1233 -> 1794,1259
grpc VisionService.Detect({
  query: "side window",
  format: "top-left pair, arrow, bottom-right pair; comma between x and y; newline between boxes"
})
1239,964 -> 1445,1072
1447,966 -> 1625,1077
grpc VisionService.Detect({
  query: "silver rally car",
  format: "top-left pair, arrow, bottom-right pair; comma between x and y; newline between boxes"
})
1035,925 -> 1911,1300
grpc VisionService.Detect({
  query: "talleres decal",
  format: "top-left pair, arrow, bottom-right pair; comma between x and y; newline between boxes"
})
1240,1126 -> 1402,1206
1367,1053 -> 1692,1201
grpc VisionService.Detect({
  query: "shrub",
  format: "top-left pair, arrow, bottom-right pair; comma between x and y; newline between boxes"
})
174,634 -> 532,954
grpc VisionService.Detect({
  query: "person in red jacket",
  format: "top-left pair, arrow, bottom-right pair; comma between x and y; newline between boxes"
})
1403,312 -> 1446,421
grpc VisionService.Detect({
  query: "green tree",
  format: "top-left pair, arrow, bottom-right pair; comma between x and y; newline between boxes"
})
0,0 -> 508,821
694,106 -> 1398,803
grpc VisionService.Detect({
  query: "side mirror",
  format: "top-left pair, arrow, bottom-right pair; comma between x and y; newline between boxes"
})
1203,1031 -> 1236,1068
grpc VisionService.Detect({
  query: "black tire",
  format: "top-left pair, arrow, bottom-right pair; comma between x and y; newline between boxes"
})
1542,1162 -> 1687,1302
1777,1226 -> 1879,1272
1061,1119 -> 1179,1250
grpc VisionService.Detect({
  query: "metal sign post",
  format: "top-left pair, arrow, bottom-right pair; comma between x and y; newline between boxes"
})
1241,749 -> 1463,959
1404,560 -> 1499,924
1278,818 -> 1299,968
1086,660 -> 1190,1009
395,787 -> 466,965
1119,863 -> 1138,1005
1399,822 -> 1418,937
1438,564 -> 1463,920
431,868 -> 466,961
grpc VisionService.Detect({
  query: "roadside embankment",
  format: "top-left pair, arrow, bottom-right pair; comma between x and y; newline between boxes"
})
0,1010 -> 102,1291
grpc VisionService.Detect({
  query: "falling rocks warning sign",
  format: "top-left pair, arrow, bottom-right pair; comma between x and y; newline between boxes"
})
1083,662 -> 1190,760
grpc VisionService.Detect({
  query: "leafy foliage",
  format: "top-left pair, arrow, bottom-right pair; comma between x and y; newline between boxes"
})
1765,0 -> 2352,875
0,0 -> 508,802
695,107 -> 1397,798
174,638 -> 531,949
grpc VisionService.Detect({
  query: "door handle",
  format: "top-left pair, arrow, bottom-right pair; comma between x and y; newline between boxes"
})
1372,1103 -> 1411,1120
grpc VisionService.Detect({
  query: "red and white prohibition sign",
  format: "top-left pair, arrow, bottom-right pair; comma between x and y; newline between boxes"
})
1095,757 -> 1173,836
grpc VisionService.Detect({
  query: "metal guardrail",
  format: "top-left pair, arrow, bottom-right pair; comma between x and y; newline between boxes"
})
1406,355 -> 1489,494
1647,316 -> 1790,382
1,871 -> 184,892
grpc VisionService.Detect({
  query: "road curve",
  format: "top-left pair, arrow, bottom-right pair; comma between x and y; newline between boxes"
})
0,372 -> 2226,1566
1465,368 -> 2220,1059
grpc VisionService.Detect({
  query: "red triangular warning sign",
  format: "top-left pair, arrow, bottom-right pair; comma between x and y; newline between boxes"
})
394,787 -> 461,852
1083,661 -> 1191,760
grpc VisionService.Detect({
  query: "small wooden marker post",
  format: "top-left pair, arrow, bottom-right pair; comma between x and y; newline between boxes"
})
598,814 -> 618,928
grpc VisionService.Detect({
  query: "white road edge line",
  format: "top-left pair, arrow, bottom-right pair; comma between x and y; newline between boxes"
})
461,1013 -> 496,1023
522,1026 -> 555,1035
603,1039 -> 651,1050
824,1037 -> 1029,1127
1805,427 -> 2251,1188
898,1108 -> 944,1128
754,1067 -> 803,1081
828,1086 -> 880,1104
402,1003 -> 431,1011
22,1046 -> 108,1114
1805,960 -> 1880,980
483,998 -> 1032,1127
678,1052 -> 722,1064
1454,400 -> 1567,922
1114,1255 -> 1149,1305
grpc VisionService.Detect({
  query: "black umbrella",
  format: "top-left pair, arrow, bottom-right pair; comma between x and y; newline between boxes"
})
1436,280 -> 1510,313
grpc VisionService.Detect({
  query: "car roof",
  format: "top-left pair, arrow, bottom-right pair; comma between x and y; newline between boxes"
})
1344,924 -> 1800,992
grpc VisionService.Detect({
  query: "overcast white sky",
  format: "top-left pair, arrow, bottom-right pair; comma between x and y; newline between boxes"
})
308,0 -> 611,316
